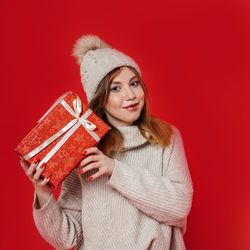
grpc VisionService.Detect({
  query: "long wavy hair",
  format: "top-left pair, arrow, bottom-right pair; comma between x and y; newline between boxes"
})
88,66 -> 174,157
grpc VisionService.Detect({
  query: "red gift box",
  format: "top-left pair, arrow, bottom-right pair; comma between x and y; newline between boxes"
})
14,91 -> 111,188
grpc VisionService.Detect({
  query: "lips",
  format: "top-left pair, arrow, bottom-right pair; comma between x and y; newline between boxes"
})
123,102 -> 139,109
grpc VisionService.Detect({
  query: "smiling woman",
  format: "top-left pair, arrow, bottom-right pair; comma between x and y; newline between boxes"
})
20,34 -> 194,250
104,67 -> 145,126
88,65 -> 175,157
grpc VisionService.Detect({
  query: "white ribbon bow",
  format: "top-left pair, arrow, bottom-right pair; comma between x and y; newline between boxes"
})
23,94 -> 100,170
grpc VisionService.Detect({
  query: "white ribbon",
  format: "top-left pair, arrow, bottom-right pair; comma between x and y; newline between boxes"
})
23,94 -> 100,170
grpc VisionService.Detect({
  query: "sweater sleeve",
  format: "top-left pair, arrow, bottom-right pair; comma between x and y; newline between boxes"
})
32,169 -> 83,249
106,126 -> 194,232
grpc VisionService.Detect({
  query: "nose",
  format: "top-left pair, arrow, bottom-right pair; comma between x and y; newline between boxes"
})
123,85 -> 136,100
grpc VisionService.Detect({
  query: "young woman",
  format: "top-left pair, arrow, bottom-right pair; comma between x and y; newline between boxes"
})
19,35 -> 194,250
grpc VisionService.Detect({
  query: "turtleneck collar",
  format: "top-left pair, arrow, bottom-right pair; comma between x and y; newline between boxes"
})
116,125 -> 148,151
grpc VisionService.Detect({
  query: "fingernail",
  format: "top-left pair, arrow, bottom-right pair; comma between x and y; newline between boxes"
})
81,150 -> 87,156
40,162 -> 46,169
32,159 -> 40,165
77,169 -> 84,175
86,177 -> 93,181
76,164 -> 81,169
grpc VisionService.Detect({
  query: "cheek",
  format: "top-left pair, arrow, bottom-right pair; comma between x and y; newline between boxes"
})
105,95 -> 121,111
138,89 -> 145,109
137,88 -> 145,101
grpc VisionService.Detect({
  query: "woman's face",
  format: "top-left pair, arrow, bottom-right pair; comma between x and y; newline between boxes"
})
104,67 -> 145,127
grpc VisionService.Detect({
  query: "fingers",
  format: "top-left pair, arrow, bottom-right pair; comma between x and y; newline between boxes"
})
83,147 -> 100,156
33,164 -> 46,182
77,147 -> 112,180
79,147 -> 103,168
86,169 -> 104,182
26,160 -> 40,178
40,176 -> 51,186
20,158 -> 47,183
19,157 -> 28,172
18,157 -> 52,192
79,155 -> 101,167
77,162 -> 98,175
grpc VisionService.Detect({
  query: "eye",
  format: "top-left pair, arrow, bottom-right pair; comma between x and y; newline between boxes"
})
130,81 -> 139,87
110,86 -> 120,92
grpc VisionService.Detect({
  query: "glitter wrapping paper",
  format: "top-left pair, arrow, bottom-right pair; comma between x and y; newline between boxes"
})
14,91 -> 111,188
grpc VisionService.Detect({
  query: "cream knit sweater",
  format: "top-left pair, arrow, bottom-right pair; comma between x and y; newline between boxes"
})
32,125 -> 194,250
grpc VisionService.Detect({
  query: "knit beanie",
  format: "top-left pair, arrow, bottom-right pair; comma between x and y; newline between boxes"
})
72,34 -> 142,102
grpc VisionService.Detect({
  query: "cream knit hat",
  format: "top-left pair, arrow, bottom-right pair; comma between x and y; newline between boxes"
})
72,34 -> 142,102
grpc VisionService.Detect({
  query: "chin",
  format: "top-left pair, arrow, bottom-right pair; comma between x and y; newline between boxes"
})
124,117 -> 140,125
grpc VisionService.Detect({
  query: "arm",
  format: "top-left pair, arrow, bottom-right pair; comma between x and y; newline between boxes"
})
106,126 -> 194,232
33,169 -> 83,249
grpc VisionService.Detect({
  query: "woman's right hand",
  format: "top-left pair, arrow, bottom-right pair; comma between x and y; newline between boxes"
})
19,156 -> 52,208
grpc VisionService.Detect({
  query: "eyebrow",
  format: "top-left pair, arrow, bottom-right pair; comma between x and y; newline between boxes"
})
111,75 -> 137,84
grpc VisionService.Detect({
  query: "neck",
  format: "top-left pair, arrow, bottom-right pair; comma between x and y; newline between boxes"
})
116,125 -> 148,151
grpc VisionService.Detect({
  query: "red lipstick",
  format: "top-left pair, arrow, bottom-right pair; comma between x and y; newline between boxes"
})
124,103 -> 139,111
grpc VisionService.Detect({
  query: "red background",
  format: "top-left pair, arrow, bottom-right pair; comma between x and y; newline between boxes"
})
1,0 -> 250,249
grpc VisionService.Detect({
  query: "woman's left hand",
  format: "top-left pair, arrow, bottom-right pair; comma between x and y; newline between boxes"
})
77,147 -> 115,181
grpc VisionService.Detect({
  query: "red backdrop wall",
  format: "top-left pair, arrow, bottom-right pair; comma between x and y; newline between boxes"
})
1,0 -> 250,249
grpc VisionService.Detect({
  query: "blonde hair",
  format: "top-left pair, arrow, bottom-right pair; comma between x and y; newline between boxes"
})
88,66 -> 174,157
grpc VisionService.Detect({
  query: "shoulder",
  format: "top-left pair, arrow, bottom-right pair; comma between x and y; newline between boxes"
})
172,125 -> 187,146
164,123 -> 180,145
169,124 -> 185,143
162,124 -> 185,155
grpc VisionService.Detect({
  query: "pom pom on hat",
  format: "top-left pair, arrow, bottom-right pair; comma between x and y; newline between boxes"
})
72,34 -> 111,65
72,34 -> 142,102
